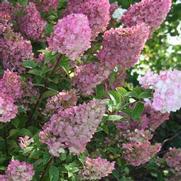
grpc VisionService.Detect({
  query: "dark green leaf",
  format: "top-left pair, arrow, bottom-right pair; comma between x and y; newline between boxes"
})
49,166 -> 59,181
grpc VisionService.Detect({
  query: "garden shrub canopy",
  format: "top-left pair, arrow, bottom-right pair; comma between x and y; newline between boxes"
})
0,0 -> 181,180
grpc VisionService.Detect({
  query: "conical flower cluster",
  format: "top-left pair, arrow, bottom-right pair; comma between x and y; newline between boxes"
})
40,99 -> 106,156
98,23 -> 149,69
64,0 -> 110,40
80,157 -> 115,180
139,70 -> 181,113
17,2 -> 46,40
48,13 -> 91,60
121,0 -> 172,33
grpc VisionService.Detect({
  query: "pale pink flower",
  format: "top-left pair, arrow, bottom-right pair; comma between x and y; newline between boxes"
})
73,62 -> 111,95
40,99 -> 106,156
139,70 -> 181,113
80,157 -> 115,180
0,93 -> 18,123
48,13 -> 91,60
19,136 -> 34,149
6,160 -> 34,181
123,141 -> 161,166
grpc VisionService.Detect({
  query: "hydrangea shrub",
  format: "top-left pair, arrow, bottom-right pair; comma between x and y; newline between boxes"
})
0,0 -> 180,180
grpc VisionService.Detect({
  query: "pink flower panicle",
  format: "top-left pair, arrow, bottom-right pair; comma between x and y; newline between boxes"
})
64,0 -> 110,40
39,99 -> 106,156
73,62 -> 111,95
0,2 -> 14,35
121,0 -> 172,33
122,129 -> 161,166
123,141 -> 161,166
123,129 -> 153,143
0,12 -> 11,35
0,2 -> 13,14
80,157 -> 115,180
19,136 -> 34,149
0,30 -> 33,73
0,70 -> 22,100
110,2 -> 119,15
48,13 -> 91,60
0,93 -> 18,123
17,2 -> 46,40
139,70 -> 181,113
0,175 -> 8,181
45,90 -> 77,114
164,148 -> 181,173
6,160 -> 34,181
139,103 -> 170,131
98,23 -> 149,70
138,70 -> 158,89
31,0 -> 59,12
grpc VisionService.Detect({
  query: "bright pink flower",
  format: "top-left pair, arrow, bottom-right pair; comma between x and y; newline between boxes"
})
17,2 -> 46,40
45,90 -> 77,115
0,2 -> 14,35
6,160 -> 34,181
80,157 -> 115,180
73,62 -> 111,95
48,13 -> 91,60
98,23 -> 149,70
31,0 -> 59,12
0,30 -> 33,73
0,175 -> 8,181
40,99 -> 106,156
0,93 -> 18,123
123,141 -> 161,166
121,0 -> 172,33
64,0 -> 110,40
0,2 -> 14,17
0,70 -> 22,100
164,148 -> 181,172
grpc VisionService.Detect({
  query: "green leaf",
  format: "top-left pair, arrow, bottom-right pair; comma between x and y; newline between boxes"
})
132,102 -> 144,120
65,163 -> 79,178
128,87 -> 143,98
96,84 -> 106,98
138,89 -> 152,99
42,90 -> 58,99
116,87 -> 128,96
23,60 -> 38,69
49,166 -> 59,181
104,114 -> 123,121
28,69 -> 43,77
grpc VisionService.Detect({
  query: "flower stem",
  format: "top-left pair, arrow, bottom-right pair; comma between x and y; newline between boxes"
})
40,157 -> 53,181
28,54 -> 62,125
